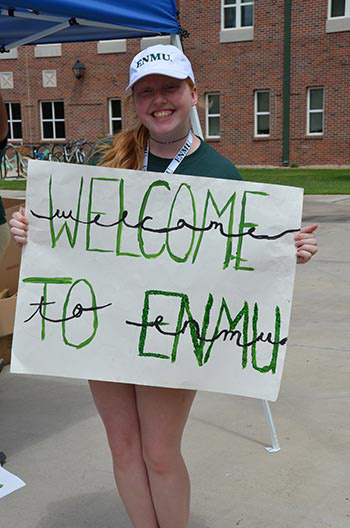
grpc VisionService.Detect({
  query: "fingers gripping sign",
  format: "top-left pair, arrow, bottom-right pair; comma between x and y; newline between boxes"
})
294,223 -> 318,264
9,207 -> 28,246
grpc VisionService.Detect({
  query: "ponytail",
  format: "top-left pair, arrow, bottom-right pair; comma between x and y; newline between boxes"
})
96,124 -> 148,170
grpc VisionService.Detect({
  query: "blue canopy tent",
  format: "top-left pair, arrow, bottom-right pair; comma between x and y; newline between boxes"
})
0,0 -> 202,135
0,1 -> 181,49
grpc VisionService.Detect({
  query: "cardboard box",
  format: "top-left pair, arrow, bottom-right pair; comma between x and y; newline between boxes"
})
0,197 -> 25,365
0,335 -> 13,366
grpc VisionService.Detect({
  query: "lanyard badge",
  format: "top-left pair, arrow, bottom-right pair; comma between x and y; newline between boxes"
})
143,131 -> 193,174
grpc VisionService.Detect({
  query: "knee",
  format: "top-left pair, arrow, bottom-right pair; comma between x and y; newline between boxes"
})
104,425 -> 141,470
142,440 -> 181,476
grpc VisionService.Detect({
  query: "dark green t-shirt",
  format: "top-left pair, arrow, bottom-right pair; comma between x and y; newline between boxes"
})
88,137 -> 242,181
0,137 -> 7,225
147,140 -> 242,181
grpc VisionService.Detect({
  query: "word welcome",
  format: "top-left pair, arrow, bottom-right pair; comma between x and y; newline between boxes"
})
30,175 -> 298,271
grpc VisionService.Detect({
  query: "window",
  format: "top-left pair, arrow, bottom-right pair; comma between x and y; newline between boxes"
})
329,0 -> 349,18
205,94 -> 221,139
254,91 -> 270,137
221,0 -> 254,42
327,0 -> 350,31
222,0 -> 254,29
5,102 -> 22,140
40,101 -> 65,140
307,88 -> 324,136
109,99 -> 122,134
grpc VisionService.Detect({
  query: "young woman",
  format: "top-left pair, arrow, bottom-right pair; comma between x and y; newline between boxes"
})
10,45 -> 318,528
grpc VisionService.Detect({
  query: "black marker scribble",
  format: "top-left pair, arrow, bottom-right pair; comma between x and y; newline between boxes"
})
30,208 -> 299,241
125,315 -> 288,348
24,296 -> 112,324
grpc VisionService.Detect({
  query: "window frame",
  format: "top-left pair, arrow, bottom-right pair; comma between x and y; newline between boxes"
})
221,0 -> 254,31
205,93 -> 221,140
40,100 -> 66,141
5,102 -> 23,141
306,87 -> 325,137
254,90 -> 270,138
109,98 -> 122,135
328,0 -> 350,19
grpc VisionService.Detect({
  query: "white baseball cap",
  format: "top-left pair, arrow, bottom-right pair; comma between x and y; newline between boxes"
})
126,44 -> 195,91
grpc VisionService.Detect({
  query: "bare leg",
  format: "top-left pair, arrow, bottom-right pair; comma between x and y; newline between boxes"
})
89,381 -> 159,528
136,385 -> 196,528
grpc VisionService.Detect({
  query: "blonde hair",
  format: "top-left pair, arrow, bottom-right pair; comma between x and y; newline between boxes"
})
94,78 -> 196,170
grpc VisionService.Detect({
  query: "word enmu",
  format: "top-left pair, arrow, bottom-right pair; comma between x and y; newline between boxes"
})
22,276 -> 112,349
30,175 -> 299,271
126,289 -> 287,374
136,52 -> 171,68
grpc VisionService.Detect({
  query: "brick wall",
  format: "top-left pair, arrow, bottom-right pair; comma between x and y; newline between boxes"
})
180,0 -> 350,166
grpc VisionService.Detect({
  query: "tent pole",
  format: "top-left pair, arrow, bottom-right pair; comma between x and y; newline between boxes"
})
2,21 -> 70,50
0,9 -> 156,33
170,34 -> 204,140
0,9 -> 158,51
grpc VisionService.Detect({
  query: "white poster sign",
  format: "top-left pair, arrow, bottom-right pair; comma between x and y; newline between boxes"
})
11,160 -> 303,401
0,466 -> 26,499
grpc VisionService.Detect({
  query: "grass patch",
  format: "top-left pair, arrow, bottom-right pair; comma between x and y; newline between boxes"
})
239,168 -> 350,194
1,169 -> 349,194
0,179 -> 26,191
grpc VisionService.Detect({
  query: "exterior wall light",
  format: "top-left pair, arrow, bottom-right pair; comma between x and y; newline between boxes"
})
72,59 -> 85,79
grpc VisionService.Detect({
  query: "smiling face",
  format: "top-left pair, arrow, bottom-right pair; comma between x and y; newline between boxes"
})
132,74 -> 197,142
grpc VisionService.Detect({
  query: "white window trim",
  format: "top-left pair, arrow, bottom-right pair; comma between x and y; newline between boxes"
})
254,91 -> 270,138
328,0 -> 350,18
221,0 -> 254,30
109,98 -> 122,135
220,0 -> 254,42
205,93 -> 221,139
6,102 -> 22,141
326,0 -> 350,31
306,88 -> 324,137
40,101 -> 65,140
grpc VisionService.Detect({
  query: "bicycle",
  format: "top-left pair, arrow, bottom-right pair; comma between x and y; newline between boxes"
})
52,139 -> 93,164
32,144 -> 51,160
0,144 -> 22,179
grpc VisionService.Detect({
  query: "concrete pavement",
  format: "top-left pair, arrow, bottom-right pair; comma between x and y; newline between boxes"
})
0,194 -> 349,527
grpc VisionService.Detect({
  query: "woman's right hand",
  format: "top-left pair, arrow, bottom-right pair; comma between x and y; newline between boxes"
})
9,207 -> 28,245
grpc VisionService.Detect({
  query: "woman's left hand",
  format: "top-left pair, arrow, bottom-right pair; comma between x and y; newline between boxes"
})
294,223 -> 318,264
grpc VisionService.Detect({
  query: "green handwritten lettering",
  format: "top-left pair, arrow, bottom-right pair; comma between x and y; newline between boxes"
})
86,177 -> 119,252
233,191 -> 269,271
49,175 -> 84,248
166,183 -> 196,263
